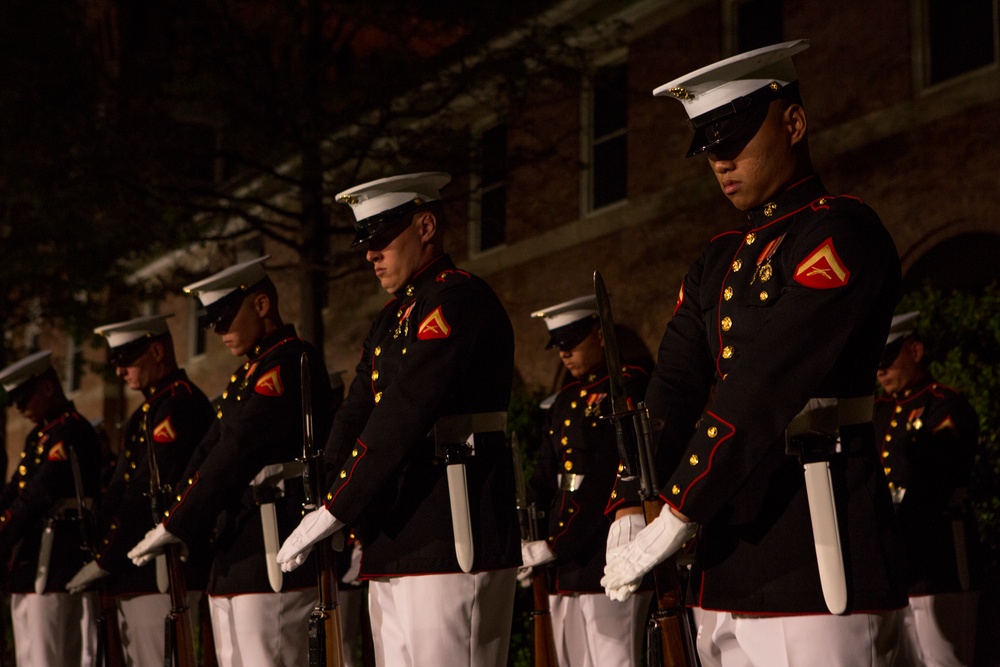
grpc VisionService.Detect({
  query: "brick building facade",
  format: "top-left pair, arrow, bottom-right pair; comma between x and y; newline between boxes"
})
5,0 -> 999,477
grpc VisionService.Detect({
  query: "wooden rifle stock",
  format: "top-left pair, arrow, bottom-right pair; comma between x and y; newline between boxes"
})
309,538 -> 345,666
594,274 -> 698,667
163,542 -> 197,667
95,587 -> 127,667
68,447 -> 126,667
641,499 -> 698,667
511,434 -> 558,667
529,565 -> 558,667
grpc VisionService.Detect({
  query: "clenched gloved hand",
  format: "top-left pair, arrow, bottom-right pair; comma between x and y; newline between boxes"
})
601,509 -> 698,601
128,524 -> 183,567
276,507 -> 344,573
521,540 -> 556,568
66,560 -> 109,594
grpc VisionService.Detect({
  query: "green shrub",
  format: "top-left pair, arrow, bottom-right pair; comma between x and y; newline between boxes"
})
506,385 -> 549,666
896,283 -> 1000,586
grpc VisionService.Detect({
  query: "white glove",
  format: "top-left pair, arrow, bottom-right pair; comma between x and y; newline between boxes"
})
606,580 -> 640,602
341,543 -> 362,585
606,512 -> 648,550
128,524 -> 182,567
601,509 -> 698,600
277,507 -> 344,573
521,540 -> 556,568
66,560 -> 110,594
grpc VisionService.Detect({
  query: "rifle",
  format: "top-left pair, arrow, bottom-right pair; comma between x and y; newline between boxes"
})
94,575 -> 128,667
594,271 -> 698,667
300,352 -> 345,667
511,433 -> 558,667
69,447 -> 127,667
144,415 -> 197,667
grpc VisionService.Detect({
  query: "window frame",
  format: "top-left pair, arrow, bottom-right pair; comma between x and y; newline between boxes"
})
468,118 -> 509,257
913,0 -> 999,92
580,49 -> 629,216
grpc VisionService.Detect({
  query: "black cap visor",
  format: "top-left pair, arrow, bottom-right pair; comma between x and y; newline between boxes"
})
546,316 -> 599,351
108,337 -> 153,368
351,199 -> 425,247
201,288 -> 250,332
6,375 -> 39,408
685,81 -> 797,158
878,337 -> 906,370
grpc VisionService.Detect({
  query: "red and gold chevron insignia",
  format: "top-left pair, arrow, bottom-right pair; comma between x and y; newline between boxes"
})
417,306 -> 451,340
47,441 -> 67,461
933,416 -> 956,432
254,367 -> 285,396
673,283 -> 685,315
153,417 -> 177,443
794,237 -> 850,289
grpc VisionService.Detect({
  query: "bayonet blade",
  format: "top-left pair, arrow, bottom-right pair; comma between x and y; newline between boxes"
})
511,432 -> 528,510
301,352 -> 315,458
510,432 -> 537,542
300,352 -> 318,510
594,271 -> 631,417
144,415 -> 165,524
595,270 -> 641,480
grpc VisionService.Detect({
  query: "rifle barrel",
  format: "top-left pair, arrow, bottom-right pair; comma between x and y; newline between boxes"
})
300,352 -> 345,667
165,543 -> 197,667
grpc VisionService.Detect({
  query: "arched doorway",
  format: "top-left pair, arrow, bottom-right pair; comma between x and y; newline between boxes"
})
902,232 -> 1000,293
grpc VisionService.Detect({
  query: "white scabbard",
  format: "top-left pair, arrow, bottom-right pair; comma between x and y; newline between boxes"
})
434,412 -> 505,574
446,463 -> 474,573
34,519 -> 55,594
155,554 -> 169,594
803,461 -> 848,614
260,503 -> 283,593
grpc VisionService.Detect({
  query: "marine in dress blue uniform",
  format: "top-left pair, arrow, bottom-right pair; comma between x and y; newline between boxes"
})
875,311 -> 982,665
277,173 -> 520,667
66,314 -> 215,665
523,295 -> 652,667
127,257 -> 334,667
0,351 -> 102,666
600,41 -> 909,666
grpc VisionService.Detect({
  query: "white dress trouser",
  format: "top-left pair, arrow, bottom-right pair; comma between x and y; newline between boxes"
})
117,591 -> 202,666
693,608 -> 907,667
549,591 -> 652,667
368,568 -> 517,667
11,592 -> 91,666
903,592 -> 980,667
208,589 -> 315,667
79,591 -> 99,667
